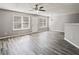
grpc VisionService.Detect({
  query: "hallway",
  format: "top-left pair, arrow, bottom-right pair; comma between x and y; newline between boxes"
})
0,31 -> 79,55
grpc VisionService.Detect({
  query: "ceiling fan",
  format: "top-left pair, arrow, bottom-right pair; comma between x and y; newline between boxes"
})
29,4 -> 46,12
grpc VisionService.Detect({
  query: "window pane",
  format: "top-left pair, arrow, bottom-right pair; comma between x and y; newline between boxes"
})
13,16 -> 22,30
23,17 -> 29,23
14,23 -> 21,29
44,22 -> 46,26
23,16 -> 30,29
14,16 -> 21,23
23,23 -> 29,28
39,18 -> 47,28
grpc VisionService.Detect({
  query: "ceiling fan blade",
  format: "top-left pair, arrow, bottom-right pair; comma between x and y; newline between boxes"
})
40,6 -> 44,9
39,6 -> 46,11
39,9 -> 46,11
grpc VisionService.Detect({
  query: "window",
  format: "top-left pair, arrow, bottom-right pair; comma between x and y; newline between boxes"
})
39,18 -> 47,28
13,16 -> 22,30
13,16 -> 30,30
23,16 -> 30,29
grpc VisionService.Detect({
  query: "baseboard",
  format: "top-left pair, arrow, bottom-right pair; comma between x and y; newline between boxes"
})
49,29 -> 64,33
64,37 -> 79,49
0,30 -> 49,40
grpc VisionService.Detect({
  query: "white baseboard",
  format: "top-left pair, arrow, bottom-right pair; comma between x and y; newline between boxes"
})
49,29 -> 64,32
64,38 -> 79,49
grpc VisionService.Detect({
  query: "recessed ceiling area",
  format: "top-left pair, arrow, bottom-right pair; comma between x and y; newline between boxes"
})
0,3 -> 79,15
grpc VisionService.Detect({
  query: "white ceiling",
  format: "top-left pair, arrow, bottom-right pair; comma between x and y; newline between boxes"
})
0,3 -> 79,16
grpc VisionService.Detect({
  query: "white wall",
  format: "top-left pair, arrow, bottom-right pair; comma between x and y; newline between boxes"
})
64,23 -> 79,48
49,13 -> 68,32
31,15 -> 38,32
49,13 -> 79,32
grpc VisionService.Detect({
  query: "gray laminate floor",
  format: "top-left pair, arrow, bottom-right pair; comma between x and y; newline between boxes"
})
0,31 -> 79,55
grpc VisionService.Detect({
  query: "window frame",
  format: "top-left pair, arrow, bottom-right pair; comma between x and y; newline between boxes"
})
39,17 -> 48,28
22,16 -> 31,29
13,15 -> 31,31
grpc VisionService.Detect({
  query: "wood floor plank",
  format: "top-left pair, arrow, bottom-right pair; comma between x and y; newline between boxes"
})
0,31 -> 79,55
